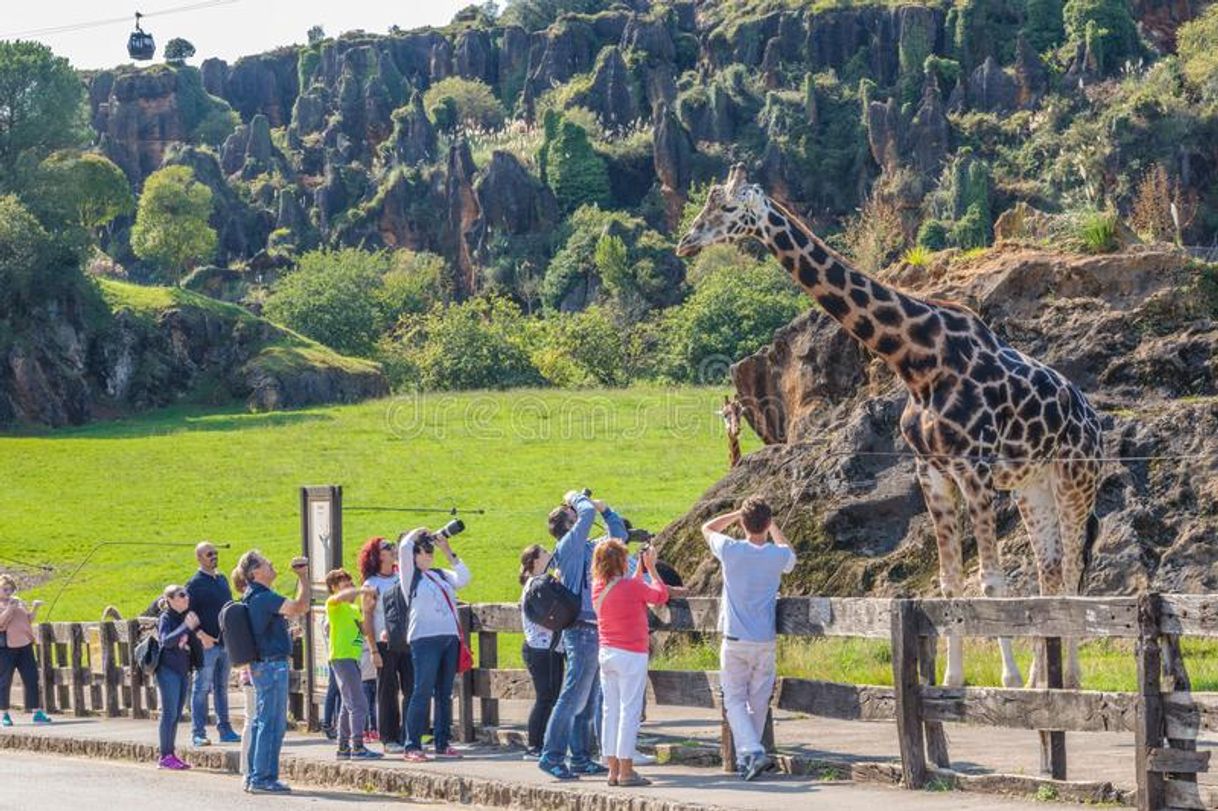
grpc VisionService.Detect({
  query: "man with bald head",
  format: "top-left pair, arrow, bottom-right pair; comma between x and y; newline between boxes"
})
186,541 -> 240,746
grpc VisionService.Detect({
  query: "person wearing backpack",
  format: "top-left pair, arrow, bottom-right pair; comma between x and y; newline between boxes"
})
518,544 -> 563,760
357,536 -> 406,753
397,528 -> 471,762
592,541 -> 668,788
323,568 -> 383,761
154,584 -> 201,771
0,574 -> 52,726
238,550 -> 311,794
538,490 -> 625,781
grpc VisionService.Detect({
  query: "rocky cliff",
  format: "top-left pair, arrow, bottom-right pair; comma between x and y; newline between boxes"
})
656,246 -> 1218,597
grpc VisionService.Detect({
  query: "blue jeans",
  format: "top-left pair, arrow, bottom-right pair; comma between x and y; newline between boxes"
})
248,659 -> 289,787
156,667 -> 189,757
191,644 -> 231,736
362,679 -> 377,731
323,665 -> 340,729
539,624 -> 600,770
406,635 -> 457,752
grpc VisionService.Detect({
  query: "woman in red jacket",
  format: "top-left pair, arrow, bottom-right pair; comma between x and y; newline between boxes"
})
591,540 -> 668,788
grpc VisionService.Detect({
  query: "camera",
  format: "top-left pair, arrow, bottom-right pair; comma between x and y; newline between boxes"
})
437,519 -> 465,540
625,527 -> 654,545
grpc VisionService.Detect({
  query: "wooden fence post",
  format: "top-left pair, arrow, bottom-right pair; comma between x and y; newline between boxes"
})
126,619 -> 146,719
477,628 -> 499,728
1038,636 -> 1067,779
99,621 -> 120,717
1162,634 -> 1196,786
1135,593 -> 1165,811
37,623 -> 57,714
68,623 -> 87,717
892,600 -> 927,789
457,605 -> 475,743
918,635 -> 950,768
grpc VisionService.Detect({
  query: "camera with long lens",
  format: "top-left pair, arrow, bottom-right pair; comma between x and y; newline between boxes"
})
437,519 -> 465,540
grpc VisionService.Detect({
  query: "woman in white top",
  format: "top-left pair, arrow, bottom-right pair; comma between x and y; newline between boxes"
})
398,528 -> 471,762
518,544 -> 565,759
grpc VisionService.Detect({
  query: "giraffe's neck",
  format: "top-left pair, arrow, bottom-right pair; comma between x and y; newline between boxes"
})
755,201 -> 943,385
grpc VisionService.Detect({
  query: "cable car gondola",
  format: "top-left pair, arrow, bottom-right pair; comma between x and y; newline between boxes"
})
127,12 -> 155,61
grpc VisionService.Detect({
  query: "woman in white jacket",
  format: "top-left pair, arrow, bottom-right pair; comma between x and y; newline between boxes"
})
398,528 -> 471,762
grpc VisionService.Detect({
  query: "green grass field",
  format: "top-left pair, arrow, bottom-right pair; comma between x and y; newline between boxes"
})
0,386 -> 754,621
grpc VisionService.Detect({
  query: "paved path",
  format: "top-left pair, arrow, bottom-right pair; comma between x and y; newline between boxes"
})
0,715 -> 1119,810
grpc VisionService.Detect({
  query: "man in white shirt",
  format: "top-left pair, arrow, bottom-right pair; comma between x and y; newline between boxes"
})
702,495 -> 795,782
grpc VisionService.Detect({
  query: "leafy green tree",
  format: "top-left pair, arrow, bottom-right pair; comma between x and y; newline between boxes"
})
1023,0 -> 1066,51
130,165 -> 217,281
164,38 -> 196,65
422,77 -> 505,131
264,248 -> 390,356
1179,4 -> 1218,100
500,0 -> 608,32
662,262 -> 806,383
547,120 -> 611,213
0,194 -> 81,309
0,41 -> 87,188
30,151 -> 133,240
377,250 -> 449,323
1064,0 -> 1140,74
530,306 -> 626,387
307,25 -> 326,45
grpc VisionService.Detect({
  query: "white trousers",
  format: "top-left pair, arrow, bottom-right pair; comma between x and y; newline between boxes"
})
598,646 -> 649,760
720,638 -> 776,764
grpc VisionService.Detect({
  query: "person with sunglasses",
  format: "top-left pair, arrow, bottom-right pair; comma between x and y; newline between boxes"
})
155,584 -> 201,770
397,528 -> 470,762
357,536 -> 406,753
185,542 -> 239,747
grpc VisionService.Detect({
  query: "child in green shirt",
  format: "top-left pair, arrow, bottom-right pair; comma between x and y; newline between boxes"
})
324,568 -> 384,760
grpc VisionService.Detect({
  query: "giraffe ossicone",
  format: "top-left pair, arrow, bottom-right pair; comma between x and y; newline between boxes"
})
681,165 -> 1104,689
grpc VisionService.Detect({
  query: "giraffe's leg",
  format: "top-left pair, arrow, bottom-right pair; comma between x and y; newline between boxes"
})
1054,459 -> 1100,690
1014,477 -> 1065,689
957,469 -> 1021,689
916,460 -> 966,688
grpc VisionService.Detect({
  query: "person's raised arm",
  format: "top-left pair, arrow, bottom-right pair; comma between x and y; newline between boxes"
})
435,536 -> 471,589
359,585 -> 381,668
398,530 -> 423,596
26,599 -> 42,622
702,509 -> 741,543
769,520 -> 797,572
325,586 -> 361,606
601,501 -> 626,540
553,495 -> 597,570
278,558 -> 312,618
640,548 -> 669,605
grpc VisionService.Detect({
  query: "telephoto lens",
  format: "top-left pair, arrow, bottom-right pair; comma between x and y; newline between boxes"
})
438,518 -> 465,539
581,488 -> 592,497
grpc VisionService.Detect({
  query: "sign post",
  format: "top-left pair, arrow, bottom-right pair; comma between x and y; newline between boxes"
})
300,485 -> 342,731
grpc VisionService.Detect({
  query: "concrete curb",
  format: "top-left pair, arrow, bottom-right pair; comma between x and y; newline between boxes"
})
0,732 -> 742,811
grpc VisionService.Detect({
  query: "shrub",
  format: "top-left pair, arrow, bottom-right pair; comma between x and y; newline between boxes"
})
1075,209 -> 1120,253
130,165 -> 217,281
378,250 -> 449,322
842,195 -> 907,273
952,202 -> 990,250
1064,0 -> 1141,74
264,248 -> 390,356
545,118 -> 611,213
902,245 -> 932,267
0,194 -> 72,308
423,77 -> 505,131
916,219 -> 949,250
1179,4 -> 1218,100
530,306 -> 626,387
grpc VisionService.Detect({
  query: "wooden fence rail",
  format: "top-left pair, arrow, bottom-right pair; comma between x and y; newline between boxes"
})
11,594 -> 1218,811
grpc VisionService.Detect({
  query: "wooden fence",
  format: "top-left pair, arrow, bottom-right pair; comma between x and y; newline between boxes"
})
10,594 -> 1218,811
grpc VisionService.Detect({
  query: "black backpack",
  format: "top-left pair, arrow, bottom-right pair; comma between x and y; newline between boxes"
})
383,571 -> 422,653
134,631 -> 161,677
219,599 -> 260,667
523,572 -> 581,633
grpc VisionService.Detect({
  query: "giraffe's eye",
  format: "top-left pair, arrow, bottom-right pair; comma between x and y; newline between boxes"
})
723,205 -> 738,214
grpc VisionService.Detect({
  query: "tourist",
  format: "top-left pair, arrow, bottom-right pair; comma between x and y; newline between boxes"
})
518,544 -> 564,759
186,541 -> 239,747
702,496 -> 796,781
360,642 -> 378,741
0,574 -> 51,726
230,566 -> 256,785
538,490 -> 625,781
154,584 -> 201,770
592,540 -> 668,787
239,550 -> 311,794
359,536 -> 411,754
398,528 -> 470,761
324,568 -> 383,761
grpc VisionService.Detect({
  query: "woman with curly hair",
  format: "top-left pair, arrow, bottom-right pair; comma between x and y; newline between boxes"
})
358,536 -> 410,753
592,540 -> 668,788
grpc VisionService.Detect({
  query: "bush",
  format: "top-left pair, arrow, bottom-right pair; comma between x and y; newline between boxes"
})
916,219 -> 949,250
1075,209 -> 1120,253
264,248 -> 390,356
952,202 -> 990,249
0,195 -> 69,308
423,77 -> 505,131
841,195 -> 907,273
378,250 -> 449,323
529,306 -> 626,387
130,165 -> 217,281
545,118 -> 611,213
381,296 -> 543,390
662,263 -> 806,383
1064,0 -> 1141,74
902,245 -> 932,267
1179,4 -> 1218,100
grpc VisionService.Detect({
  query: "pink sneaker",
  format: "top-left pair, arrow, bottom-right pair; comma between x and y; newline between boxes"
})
158,754 -> 191,770
434,746 -> 464,759
403,750 -> 432,763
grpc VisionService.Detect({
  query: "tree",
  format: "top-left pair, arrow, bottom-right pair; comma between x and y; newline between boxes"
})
0,41 -> 87,188
1023,0 -> 1066,51
500,0 -> 607,31
30,151 -> 133,239
264,249 -> 390,356
546,120 -> 611,213
1179,3 -> 1218,101
164,38 -> 197,65
0,194 -> 81,308
1064,0 -> 1141,74
307,25 -> 326,45
377,250 -> 449,322
130,165 -> 217,281
422,77 -> 505,131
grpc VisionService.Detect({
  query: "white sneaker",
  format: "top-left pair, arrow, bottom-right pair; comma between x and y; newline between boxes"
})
632,751 -> 656,766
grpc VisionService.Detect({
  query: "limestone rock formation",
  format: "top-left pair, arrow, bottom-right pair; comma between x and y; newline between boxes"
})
444,141 -> 482,301
570,47 -> 642,127
90,67 -> 189,183
657,247 -> 1218,598
474,151 -> 558,236
390,92 -> 437,167
653,104 -> 694,228
908,77 -> 949,176
1012,35 -> 1048,110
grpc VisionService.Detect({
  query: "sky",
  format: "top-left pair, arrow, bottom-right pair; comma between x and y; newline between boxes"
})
2,0 -> 474,70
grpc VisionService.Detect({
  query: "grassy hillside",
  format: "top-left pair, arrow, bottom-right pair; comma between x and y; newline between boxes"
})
0,386 -> 755,621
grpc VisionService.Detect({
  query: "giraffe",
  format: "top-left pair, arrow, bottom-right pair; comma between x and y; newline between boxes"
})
722,395 -> 743,469
677,165 -> 1103,688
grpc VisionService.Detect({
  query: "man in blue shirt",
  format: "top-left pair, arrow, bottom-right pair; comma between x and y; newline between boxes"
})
538,490 -> 624,781
702,495 -> 796,782
185,542 -> 239,747
238,550 -> 311,794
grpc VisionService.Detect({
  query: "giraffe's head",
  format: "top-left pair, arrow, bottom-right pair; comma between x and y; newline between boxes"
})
675,164 -> 767,258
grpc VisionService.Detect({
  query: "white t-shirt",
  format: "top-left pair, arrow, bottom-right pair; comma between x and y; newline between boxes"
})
708,532 -> 796,643
520,579 -> 553,650
364,573 -> 399,640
